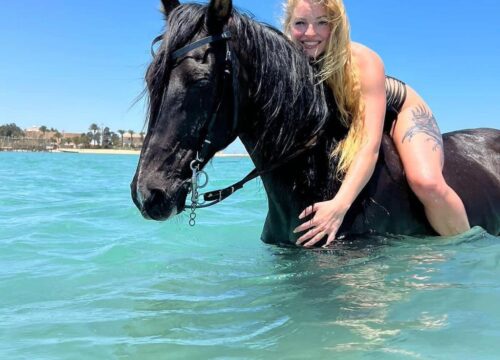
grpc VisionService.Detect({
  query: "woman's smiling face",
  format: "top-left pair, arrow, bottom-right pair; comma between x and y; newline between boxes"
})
289,0 -> 331,58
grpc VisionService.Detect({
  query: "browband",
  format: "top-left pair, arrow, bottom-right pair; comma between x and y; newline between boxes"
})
171,31 -> 232,60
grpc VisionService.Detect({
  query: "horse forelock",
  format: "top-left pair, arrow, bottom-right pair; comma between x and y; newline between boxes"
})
145,4 -> 206,129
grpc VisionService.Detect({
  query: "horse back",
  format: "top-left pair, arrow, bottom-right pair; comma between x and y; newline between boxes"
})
442,128 -> 500,235
346,129 -> 500,237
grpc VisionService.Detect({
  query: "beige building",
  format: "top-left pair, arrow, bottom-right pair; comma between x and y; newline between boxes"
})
122,132 -> 144,148
24,126 -> 84,148
22,126 -> 144,148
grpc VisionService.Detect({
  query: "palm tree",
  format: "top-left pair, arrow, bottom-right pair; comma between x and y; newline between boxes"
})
139,131 -> 145,148
89,123 -> 99,135
0,123 -> 24,138
128,130 -> 135,148
89,123 -> 99,147
53,131 -> 63,146
111,133 -> 120,148
78,133 -> 91,148
118,130 -> 125,148
102,127 -> 111,148
39,125 -> 48,139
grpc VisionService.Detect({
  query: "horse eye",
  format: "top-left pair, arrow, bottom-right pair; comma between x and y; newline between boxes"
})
190,78 -> 210,87
202,51 -> 211,64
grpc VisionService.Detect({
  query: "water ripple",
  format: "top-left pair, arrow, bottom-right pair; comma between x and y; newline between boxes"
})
1,153 -> 499,359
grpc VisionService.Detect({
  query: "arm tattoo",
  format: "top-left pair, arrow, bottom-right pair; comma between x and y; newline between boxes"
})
402,105 -> 443,151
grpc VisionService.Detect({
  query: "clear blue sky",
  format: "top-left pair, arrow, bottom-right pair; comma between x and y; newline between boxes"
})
1,0 -> 498,147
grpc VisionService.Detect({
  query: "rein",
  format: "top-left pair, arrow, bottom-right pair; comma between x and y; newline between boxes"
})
151,29 -> 323,225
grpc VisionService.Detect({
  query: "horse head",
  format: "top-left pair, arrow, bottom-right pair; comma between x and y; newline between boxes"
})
131,0 -> 238,220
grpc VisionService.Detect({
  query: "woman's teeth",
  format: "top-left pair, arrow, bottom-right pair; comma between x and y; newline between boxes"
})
303,41 -> 320,48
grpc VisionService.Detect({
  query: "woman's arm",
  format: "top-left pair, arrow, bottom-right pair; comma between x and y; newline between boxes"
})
294,44 -> 387,247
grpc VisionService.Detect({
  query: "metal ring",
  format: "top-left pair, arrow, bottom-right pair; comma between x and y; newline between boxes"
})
196,170 -> 209,188
190,159 -> 199,171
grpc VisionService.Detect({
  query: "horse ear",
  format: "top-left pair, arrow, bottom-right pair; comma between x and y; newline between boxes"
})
207,0 -> 232,33
160,0 -> 180,17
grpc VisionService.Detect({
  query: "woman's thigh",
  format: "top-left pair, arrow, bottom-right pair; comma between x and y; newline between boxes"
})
391,104 -> 444,182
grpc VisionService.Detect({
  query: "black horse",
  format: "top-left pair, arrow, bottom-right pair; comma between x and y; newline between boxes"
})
131,0 -> 500,245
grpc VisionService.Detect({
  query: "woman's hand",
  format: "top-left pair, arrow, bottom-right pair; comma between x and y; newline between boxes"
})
294,199 -> 349,248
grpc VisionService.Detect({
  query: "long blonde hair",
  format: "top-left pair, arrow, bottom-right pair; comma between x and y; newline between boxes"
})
283,0 -> 365,176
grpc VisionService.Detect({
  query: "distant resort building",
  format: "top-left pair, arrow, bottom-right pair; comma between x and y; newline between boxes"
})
24,126 -> 79,141
0,126 -> 59,151
1,124 -> 146,151
121,132 -> 144,148
24,126 -> 52,139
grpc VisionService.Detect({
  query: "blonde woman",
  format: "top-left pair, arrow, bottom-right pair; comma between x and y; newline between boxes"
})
286,0 -> 470,247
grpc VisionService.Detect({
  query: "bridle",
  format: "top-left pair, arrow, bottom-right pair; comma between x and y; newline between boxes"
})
154,29 -> 240,225
151,27 -> 324,226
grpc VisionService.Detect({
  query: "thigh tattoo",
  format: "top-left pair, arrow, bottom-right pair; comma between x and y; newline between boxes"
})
402,105 -> 443,151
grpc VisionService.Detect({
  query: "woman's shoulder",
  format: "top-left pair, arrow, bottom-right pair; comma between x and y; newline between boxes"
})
351,42 -> 385,81
351,42 -> 384,69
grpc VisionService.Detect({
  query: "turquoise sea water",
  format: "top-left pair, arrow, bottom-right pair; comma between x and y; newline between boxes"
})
1,152 -> 499,359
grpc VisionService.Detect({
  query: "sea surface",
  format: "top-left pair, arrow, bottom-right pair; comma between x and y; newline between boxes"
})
1,152 -> 499,360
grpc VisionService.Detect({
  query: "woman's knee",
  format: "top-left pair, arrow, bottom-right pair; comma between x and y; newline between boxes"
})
406,171 -> 449,203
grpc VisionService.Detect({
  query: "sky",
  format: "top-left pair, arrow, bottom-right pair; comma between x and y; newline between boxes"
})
1,0 -> 498,152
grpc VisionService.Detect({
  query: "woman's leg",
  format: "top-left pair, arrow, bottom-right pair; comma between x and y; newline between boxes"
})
392,103 -> 470,236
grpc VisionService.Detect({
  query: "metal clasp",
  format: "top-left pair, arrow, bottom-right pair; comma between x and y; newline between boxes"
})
188,153 -> 209,226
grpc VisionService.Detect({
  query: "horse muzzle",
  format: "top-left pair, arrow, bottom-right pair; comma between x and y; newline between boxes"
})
131,178 -> 190,221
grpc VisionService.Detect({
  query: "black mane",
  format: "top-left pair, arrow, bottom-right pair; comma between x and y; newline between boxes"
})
146,4 -> 338,163
145,5 -> 206,128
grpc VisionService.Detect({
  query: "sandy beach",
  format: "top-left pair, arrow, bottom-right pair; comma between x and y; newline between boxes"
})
60,149 -> 140,155
58,149 -> 249,157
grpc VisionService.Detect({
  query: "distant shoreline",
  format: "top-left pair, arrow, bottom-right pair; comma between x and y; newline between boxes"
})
56,149 -> 249,157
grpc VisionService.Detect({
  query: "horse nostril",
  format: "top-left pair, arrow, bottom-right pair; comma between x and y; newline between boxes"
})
143,189 -> 170,220
148,188 -> 167,206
